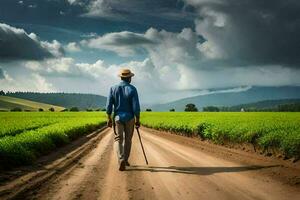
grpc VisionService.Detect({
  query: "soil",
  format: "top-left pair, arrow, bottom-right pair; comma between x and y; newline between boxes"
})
1,127 -> 299,200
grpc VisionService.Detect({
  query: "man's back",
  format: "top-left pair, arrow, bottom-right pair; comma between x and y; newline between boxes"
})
106,80 -> 140,122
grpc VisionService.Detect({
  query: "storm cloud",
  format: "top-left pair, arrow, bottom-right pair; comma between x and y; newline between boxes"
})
0,67 -> 4,79
0,23 -> 64,61
183,0 -> 300,68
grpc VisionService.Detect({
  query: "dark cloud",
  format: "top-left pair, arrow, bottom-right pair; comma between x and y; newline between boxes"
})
83,30 -> 158,56
100,31 -> 156,46
0,68 -> 4,79
77,0 -> 192,19
0,23 -> 64,61
0,0 -> 194,38
184,0 -> 300,68
74,0 -> 195,30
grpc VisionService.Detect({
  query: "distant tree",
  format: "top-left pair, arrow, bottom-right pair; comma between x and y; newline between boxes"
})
169,108 -> 175,112
61,108 -> 68,112
38,108 -> 44,112
220,106 -> 231,112
49,107 -> 55,112
101,108 -> 106,111
95,108 -> 101,111
86,108 -> 93,112
203,106 -> 220,112
184,103 -> 198,112
145,108 -> 152,112
0,90 -> 5,96
70,107 -> 79,112
278,103 -> 300,112
11,107 -> 22,112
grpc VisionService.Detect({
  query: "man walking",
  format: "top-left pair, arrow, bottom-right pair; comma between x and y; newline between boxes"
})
106,69 -> 141,171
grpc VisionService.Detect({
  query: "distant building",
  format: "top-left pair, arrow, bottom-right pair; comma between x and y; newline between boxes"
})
241,108 -> 245,112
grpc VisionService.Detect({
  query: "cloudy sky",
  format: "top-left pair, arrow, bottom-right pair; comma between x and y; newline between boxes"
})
0,0 -> 299,104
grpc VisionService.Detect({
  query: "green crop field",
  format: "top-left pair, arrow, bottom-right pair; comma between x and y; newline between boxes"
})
1,112 -> 299,168
0,112 -> 106,167
141,112 -> 300,159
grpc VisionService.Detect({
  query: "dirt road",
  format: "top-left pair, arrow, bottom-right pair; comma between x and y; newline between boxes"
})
12,128 -> 300,200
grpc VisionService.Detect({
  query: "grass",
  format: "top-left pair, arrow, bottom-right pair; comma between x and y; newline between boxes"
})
141,112 -> 300,159
0,112 -> 106,167
0,96 -> 65,111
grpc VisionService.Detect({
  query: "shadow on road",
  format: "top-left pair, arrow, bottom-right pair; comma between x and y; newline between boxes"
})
126,165 -> 279,175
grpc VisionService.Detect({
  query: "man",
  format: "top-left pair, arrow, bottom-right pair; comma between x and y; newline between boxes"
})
106,68 -> 141,171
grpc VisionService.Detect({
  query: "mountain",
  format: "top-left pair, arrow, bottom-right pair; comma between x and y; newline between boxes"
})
227,99 -> 300,111
0,96 -> 65,111
5,92 -> 107,110
151,86 -> 300,111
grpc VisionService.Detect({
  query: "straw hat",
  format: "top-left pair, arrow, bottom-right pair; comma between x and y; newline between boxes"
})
118,68 -> 134,78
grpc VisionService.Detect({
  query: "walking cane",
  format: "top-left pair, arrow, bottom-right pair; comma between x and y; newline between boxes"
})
136,127 -> 148,165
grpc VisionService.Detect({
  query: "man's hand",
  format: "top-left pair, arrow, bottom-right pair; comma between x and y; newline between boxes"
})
135,118 -> 140,128
107,119 -> 112,128
107,115 -> 113,128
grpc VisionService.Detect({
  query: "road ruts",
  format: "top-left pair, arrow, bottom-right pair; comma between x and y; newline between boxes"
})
23,128 -> 300,200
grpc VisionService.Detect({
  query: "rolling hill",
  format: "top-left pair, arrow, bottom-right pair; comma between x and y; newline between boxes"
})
0,96 -> 65,111
227,99 -> 300,111
151,86 -> 300,111
5,92 -> 107,110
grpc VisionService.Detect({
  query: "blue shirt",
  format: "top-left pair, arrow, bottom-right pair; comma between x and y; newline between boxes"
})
106,81 -> 140,122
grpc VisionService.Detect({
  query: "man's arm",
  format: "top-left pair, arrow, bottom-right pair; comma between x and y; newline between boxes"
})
132,88 -> 141,128
106,87 -> 114,127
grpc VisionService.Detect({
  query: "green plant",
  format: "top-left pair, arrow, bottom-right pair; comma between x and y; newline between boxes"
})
0,112 -> 106,168
10,107 -> 22,112
141,112 -> 300,159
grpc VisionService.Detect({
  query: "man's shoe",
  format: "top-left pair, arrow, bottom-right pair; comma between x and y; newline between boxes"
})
125,161 -> 130,166
119,160 -> 126,171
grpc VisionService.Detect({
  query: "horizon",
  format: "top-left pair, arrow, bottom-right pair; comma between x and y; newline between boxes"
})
1,0 -> 300,105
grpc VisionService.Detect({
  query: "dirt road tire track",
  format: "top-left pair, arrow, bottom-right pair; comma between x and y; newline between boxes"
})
1,127 -> 300,200
0,127 -> 110,200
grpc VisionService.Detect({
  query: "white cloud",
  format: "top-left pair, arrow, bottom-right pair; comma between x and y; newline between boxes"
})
67,0 -> 82,5
65,42 -> 81,52
76,59 -> 112,79
0,70 -> 56,93
81,0 -> 113,18
41,40 -> 64,57
25,57 -> 75,75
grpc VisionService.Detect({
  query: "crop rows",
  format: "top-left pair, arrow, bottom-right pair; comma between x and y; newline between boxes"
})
1,112 -> 299,167
0,113 -> 107,167
141,112 -> 300,159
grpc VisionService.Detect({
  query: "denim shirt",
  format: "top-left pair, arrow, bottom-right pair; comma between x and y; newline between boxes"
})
106,81 -> 140,122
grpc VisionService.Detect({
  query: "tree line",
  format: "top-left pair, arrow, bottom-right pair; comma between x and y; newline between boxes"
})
145,103 -> 300,112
